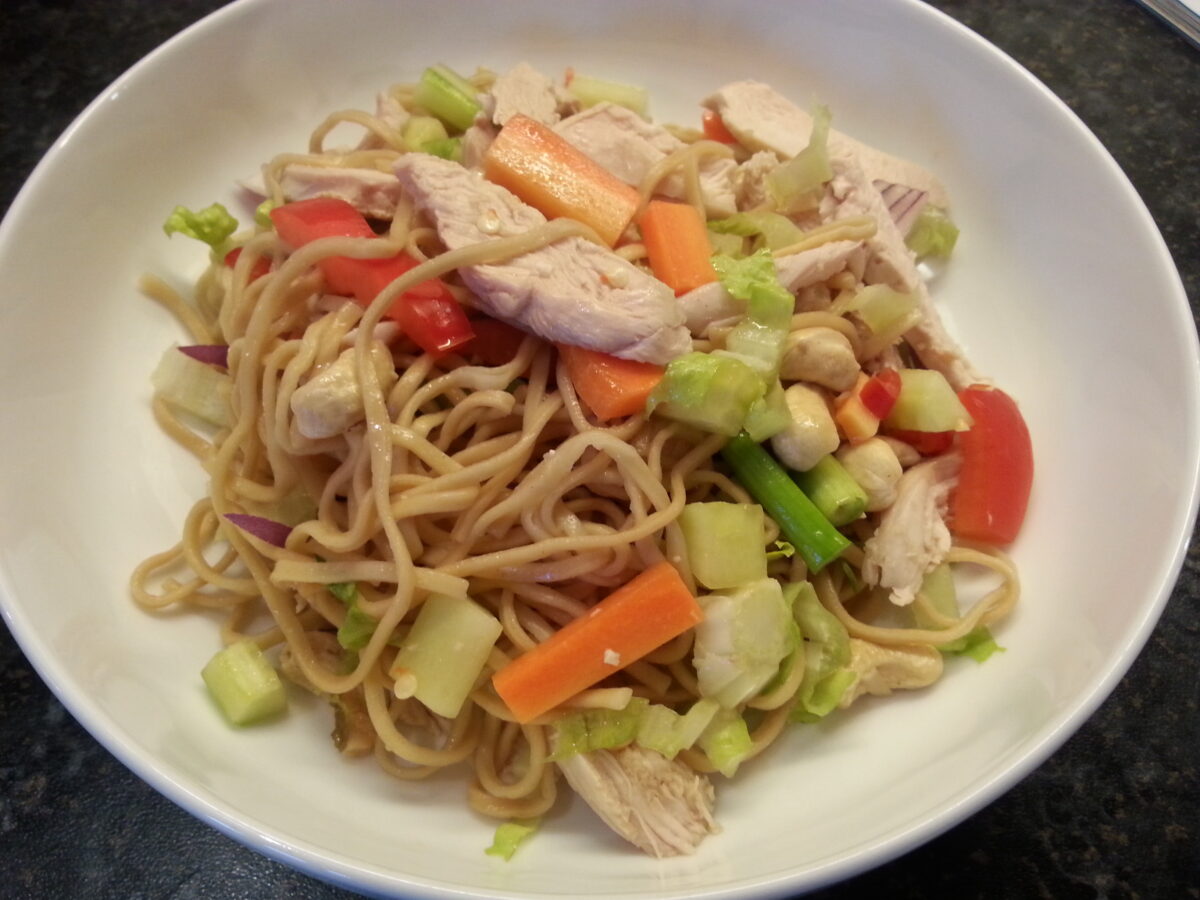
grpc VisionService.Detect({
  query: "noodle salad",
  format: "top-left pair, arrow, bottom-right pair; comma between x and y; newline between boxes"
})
132,63 -> 1032,858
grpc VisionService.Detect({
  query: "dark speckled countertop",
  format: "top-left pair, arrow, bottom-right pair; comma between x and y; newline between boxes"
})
1,1 -> 1198,898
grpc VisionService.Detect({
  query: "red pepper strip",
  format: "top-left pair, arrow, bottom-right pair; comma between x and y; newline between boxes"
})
885,428 -> 956,456
269,198 -> 473,356
859,368 -> 901,419
223,247 -> 270,282
950,386 -> 1033,545
701,109 -> 738,144
462,318 -> 530,366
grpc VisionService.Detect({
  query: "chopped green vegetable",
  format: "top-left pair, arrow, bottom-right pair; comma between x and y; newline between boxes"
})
550,698 -> 647,760
765,540 -> 796,561
402,114 -> 450,150
254,198 -> 279,229
767,105 -> 833,214
485,820 -> 539,861
635,699 -> 720,759
391,593 -> 503,718
698,708 -> 753,777
693,578 -> 794,708
151,346 -> 231,427
422,136 -> 463,161
338,600 -> 377,651
906,206 -> 960,258
788,582 -> 854,721
328,581 -> 357,604
647,351 -> 763,436
708,211 -> 805,252
885,369 -> 974,433
163,202 -> 239,251
414,64 -> 482,132
678,502 -> 767,590
742,377 -> 792,442
566,73 -> 649,117
841,284 -> 920,343
791,455 -> 868,527
712,250 -> 794,379
706,228 -> 747,258
915,564 -> 1004,662
720,432 -> 851,572
201,640 -> 287,726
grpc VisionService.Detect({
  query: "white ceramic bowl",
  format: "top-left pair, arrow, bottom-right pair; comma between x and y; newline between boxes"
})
1,1 -> 1196,897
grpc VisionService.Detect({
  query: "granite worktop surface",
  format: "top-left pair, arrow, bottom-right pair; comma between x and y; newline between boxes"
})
2,1 -> 1197,897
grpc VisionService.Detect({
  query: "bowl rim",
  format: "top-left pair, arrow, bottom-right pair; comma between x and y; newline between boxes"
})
1,0 -> 1197,897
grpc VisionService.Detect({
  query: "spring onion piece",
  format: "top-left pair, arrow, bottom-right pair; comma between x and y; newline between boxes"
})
693,578 -> 794,708
178,344 -> 229,368
635,699 -> 720,759
163,202 -> 239,251
720,433 -> 850,572
766,104 -> 833,214
414,64 -> 481,132
678,502 -> 767,589
884,369 -> 974,433
906,205 -> 960,258
698,708 -> 753,777
787,582 -> 854,721
151,346 -> 232,426
791,455 -> 868,527
647,351 -> 762,436
201,640 -> 287,726
566,72 -> 649,117
223,513 -> 292,548
485,820 -> 540,861
550,697 -> 648,760
390,593 -> 503,718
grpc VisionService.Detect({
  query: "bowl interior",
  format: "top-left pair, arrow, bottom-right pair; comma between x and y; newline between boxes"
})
0,0 -> 1195,897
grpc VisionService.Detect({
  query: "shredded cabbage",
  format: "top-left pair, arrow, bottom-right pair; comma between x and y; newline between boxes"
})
550,698 -> 648,760
906,206 -> 960,258
693,578 -> 794,708
163,202 -> 239,251
485,820 -> 539,860
698,708 -> 753,777
787,582 -> 854,721
767,104 -> 833,213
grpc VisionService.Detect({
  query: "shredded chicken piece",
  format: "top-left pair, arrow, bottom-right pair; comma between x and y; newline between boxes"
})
556,745 -> 717,857
839,639 -> 944,708
488,61 -> 561,127
861,453 -> 961,605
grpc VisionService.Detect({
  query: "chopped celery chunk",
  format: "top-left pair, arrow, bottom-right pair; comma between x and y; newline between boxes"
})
907,206 -> 960,258
550,698 -> 647,760
201,641 -> 287,726
414,64 -> 481,132
647,351 -> 762,436
390,593 -> 502,718
402,114 -> 450,150
566,73 -> 649,116
698,708 -> 753,777
485,820 -> 539,860
791,455 -> 868,527
151,346 -> 231,427
915,563 -> 1004,662
845,284 -> 920,342
885,369 -> 973,433
422,137 -> 463,161
678,502 -> 767,590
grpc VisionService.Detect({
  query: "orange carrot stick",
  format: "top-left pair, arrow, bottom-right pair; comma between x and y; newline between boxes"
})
492,562 -> 703,723
558,343 -> 664,421
638,199 -> 717,296
484,114 -> 640,247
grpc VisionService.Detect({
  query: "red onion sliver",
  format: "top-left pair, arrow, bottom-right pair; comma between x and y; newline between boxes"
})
872,180 -> 929,237
224,513 -> 292,548
179,344 -> 230,368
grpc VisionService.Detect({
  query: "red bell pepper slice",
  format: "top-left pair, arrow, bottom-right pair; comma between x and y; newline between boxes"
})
223,247 -> 271,282
462,318 -> 530,366
269,198 -> 473,356
859,368 -> 901,419
885,428 -> 956,456
701,109 -> 738,144
950,386 -> 1033,545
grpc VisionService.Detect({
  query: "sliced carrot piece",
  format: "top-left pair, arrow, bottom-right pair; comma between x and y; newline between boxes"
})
492,562 -> 703,723
558,343 -> 664,421
638,199 -> 718,296
484,114 -> 640,247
